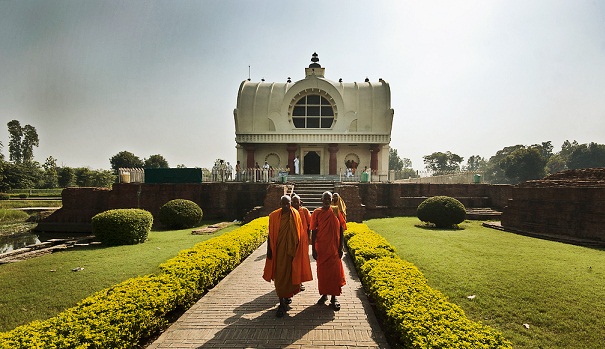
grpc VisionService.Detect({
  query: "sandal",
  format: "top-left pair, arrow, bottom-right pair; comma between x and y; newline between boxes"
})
317,295 -> 328,305
330,297 -> 341,311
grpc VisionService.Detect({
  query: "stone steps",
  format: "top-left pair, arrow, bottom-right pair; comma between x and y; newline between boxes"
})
291,181 -> 335,211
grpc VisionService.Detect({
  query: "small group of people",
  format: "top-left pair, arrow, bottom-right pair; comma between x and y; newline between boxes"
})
211,159 -> 234,182
262,190 -> 347,317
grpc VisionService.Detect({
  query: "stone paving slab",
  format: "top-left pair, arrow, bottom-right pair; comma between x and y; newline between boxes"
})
147,242 -> 390,349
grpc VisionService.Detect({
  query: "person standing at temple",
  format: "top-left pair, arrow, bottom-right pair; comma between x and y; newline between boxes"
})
291,194 -> 313,291
263,195 -> 305,317
310,191 -> 346,311
294,155 -> 300,175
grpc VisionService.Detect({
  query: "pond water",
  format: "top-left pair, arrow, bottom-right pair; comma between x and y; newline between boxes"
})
0,232 -> 41,254
0,231 -> 92,255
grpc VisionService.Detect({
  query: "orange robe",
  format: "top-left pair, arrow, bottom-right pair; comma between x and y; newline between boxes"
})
263,207 -> 308,297
310,207 -> 347,296
297,206 -> 313,283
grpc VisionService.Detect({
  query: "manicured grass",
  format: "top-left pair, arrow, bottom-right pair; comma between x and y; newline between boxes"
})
366,217 -> 605,349
0,223 -> 239,332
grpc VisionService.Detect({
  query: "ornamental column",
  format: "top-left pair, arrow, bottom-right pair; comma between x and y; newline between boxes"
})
244,144 -> 256,169
287,144 -> 298,175
328,143 -> 339,175
370,144 -> 380,173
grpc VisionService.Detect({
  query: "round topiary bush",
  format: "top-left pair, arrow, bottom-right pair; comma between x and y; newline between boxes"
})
158,199 -> 203,229
92,209 -> 153,246
417,196 -> 466,228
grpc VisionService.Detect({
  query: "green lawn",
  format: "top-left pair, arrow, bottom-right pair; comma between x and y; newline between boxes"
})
0,223 -> 239,332
366,217 -> 605,349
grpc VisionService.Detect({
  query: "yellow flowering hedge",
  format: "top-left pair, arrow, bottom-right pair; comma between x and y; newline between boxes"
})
0,217 -> 268,349
345,222 -> 512,349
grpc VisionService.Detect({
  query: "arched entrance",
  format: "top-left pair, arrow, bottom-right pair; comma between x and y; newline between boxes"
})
303,151 -> 320,174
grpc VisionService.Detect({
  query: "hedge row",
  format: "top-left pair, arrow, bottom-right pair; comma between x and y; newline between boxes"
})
0,217 -> 269,349
344,222 -> 512,349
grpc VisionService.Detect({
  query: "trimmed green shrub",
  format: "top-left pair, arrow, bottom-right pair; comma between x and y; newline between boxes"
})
92,208 -> 153,246
18,194 -> 28,199
0,193 -> 10,200
345,222 -> 512,349
158,199 -> 203,229
0,217 -> 269,349
417,195 -> 466,228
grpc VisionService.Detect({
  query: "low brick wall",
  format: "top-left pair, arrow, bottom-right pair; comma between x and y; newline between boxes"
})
501,186 -> 605,242
37,182 -> 512,233
36,183 -> 269,232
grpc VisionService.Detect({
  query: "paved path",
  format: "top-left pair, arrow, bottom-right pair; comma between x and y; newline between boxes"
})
147,242 -> 390,349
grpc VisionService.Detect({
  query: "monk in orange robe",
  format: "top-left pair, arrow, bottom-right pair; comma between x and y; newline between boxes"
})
291,194 -> 313,291
310,191 -> 347,311
263,195 -> 306,317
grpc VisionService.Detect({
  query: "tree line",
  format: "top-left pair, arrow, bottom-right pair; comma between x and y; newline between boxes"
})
0,120 -> 173,191
390,140 -> 605,184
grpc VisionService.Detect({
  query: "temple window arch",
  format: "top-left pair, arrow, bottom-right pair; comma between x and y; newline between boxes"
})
288,89 -> 337,129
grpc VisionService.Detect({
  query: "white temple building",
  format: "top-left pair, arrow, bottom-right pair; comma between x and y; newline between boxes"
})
234,53 -> 394,177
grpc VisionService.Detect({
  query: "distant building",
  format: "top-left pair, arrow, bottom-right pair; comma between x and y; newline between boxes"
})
234,53 -> 394,176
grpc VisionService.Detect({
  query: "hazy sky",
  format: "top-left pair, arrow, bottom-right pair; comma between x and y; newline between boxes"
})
1,0 -> 604,170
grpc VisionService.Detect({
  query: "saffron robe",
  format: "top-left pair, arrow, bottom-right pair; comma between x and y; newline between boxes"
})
297,206 -> 313,283
262,207 -> 307,297
310,207 -> 347,296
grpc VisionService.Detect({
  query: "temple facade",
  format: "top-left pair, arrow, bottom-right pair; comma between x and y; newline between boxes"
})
234,53 -> 394,176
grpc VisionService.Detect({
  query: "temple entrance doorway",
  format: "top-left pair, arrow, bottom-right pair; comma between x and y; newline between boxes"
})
303,151 -> 320,174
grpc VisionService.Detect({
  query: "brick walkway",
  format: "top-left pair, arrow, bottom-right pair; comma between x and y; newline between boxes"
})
147,242 -> 390,349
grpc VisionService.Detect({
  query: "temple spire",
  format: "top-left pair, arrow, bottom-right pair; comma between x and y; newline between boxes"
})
305,52 -> 325,78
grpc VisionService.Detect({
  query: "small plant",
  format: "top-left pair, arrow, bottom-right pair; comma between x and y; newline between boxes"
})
92,209 -> 153,246
417,196 -> 466,228
158,199 -> 203,229
0,193 -> 10,200
18,193 -> 28,199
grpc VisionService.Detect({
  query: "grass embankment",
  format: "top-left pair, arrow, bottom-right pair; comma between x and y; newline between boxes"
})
0,223 -> 239,332
366,217 -> 605,349
0,200 -> 62,210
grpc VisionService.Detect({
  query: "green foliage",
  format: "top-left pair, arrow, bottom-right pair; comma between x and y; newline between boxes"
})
465,155 -> 486,171
484,143 -> 549,184
6,120 -> 38,164
109,150 -> 144,171
389,148 -> 404,171
158,199 -> 203,229
92,209 -> 153,246
568,142 -> 605,169
0,209 -> 30,223
17,194 -> 27,199
0,193 -> 9,200
144,154 -> 169,168
417,196 -> 466,228
423,151 -> 464,174
345,223 -> 512,349
0,217 -> 268,348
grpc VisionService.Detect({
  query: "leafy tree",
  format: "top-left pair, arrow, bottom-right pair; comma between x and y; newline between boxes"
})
144,154 -> 169,169
500,146 -> 546,183
1,161 -> 43,190
41,156 -> 59,188
7,120 -> 23,163
109,151 -> 144,172
423,151 -> 463,174
484,145 -> 526,183
57,167 -> 76,187
545,154 -> 566,174
465,155 -> 486,172
6,120 -> 39,164
0,140 -> 4,161
22,124 -> 39,163
567,142 -> 605,169
389,148 -> 404,171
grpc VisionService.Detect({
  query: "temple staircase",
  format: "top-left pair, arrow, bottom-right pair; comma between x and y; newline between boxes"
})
290,181 -> 335,211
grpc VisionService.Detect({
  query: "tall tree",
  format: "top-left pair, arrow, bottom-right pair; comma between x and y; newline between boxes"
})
144,154 -> 169,168
7,120 -> 23,163
500,146 -> 547,183
389,148 -> 404,171
423,151 -> 463,174
41,156 -> 59,188
21,124 -> 40,163
109,151 -> 144,171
